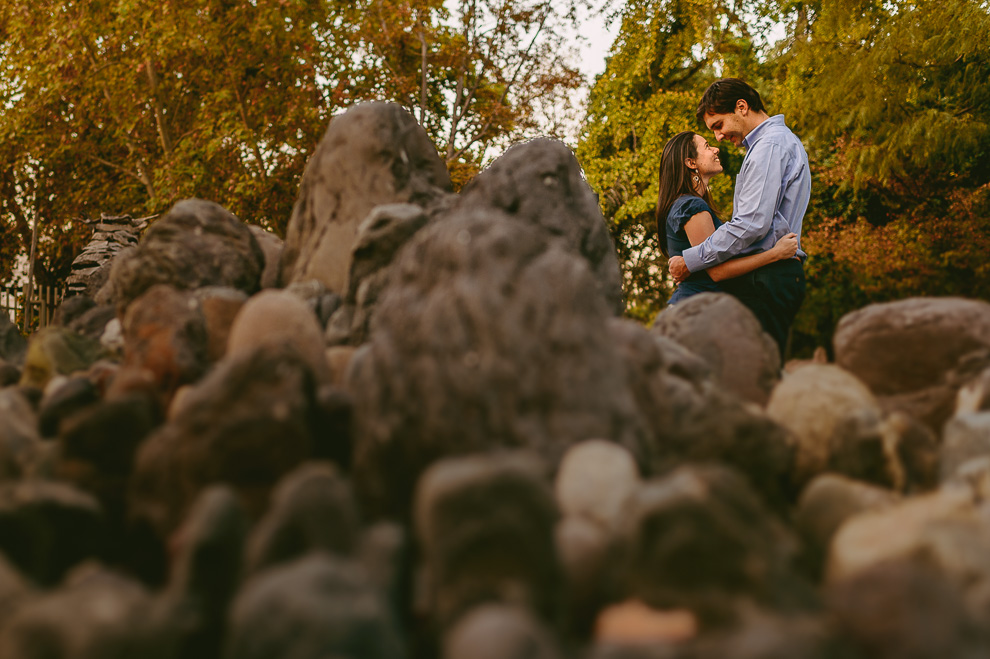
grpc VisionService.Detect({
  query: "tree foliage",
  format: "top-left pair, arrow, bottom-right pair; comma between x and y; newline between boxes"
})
0,0 -> 588,284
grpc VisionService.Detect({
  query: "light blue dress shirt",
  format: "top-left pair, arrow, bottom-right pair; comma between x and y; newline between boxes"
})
681,115 -> 811,273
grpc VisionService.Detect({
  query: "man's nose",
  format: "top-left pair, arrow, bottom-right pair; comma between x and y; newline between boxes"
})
715,130 -> 724,141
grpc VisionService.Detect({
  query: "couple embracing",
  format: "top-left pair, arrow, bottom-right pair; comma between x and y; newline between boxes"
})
657,78 -> 810,360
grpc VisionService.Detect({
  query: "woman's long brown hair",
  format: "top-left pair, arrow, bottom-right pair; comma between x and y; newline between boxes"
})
655,131 -> 720,258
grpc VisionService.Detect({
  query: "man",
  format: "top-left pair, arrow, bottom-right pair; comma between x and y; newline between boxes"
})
668,78 -> 810,359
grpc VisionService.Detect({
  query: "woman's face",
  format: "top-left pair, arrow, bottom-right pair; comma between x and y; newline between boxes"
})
689,134 -> 722,178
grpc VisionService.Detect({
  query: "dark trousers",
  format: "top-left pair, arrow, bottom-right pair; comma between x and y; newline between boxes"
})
722,258 -> 806,360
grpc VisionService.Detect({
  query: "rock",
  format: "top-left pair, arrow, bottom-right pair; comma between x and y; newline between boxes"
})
555,439 -> 641,531
19,327 -> 103,390
107,199 -> 264,311
0,312 -> 27,365
325,203 -> 431,346
460,137 -> 624,315
121,285 -> 210,400
611,316 -> 796,511
349,210 -> 647,519
156,486 -> 247,659
279,101 -> 452,294
285,279 -> 342,328
444,604 -> 563,659
245,462 -> 361,574
827,559 -> 988,659
0,389 -> 40,481
225,552 -> 405,659
766,364 -> 898,488
226,289 -> 331,383
38,376 -> 100,438
68,304 -> 118,342
690,612 -> 845,659
130,343 -> 331,537
414,452 -> 561,628
0,553 -> 32,632
0,480 -> 104,586
651,292 -> 780,406
795,474 -> 899,577
555,515 -> 613,635
834,297 -> 990,432
594,600 -> 698,646
617,465 -> 810,623
247,225 -> 283,290
0,565 -> 163,659
827,486 -> 975,582
325,346 -> 357,387
193,286 -> 248,362
0,359 -> 20,387
55,391 -> 161,532
52,295 -> 97,327
941,412 -> 990,481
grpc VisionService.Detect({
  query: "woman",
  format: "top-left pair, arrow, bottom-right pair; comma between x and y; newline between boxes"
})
656,131 -> 798,305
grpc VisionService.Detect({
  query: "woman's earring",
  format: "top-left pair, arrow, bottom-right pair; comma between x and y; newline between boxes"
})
693,175 -> 700,184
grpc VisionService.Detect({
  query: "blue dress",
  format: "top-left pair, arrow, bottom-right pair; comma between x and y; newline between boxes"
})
666,195 -> 724,305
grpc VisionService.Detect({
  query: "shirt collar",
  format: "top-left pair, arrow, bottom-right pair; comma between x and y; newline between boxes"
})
742,114 -> 785,150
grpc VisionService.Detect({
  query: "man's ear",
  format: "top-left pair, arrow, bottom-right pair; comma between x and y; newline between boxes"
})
736,99 -> 750,115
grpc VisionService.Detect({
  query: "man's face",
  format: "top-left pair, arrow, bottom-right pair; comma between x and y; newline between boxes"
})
704,109 -> 748,147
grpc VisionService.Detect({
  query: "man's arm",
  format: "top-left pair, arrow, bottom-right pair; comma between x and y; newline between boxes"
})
680,141 -> 785,274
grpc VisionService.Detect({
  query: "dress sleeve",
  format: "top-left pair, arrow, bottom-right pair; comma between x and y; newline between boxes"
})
668,197 -> 711,233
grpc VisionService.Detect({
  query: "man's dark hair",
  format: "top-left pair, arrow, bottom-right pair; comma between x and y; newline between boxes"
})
695,78 -> 766,124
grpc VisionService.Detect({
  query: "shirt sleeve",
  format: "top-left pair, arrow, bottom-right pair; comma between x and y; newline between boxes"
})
669,197 -> 711,233
681,141 -> 784,272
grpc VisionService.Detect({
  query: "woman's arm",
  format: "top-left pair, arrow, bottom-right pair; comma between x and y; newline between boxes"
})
683,211 -> 798,282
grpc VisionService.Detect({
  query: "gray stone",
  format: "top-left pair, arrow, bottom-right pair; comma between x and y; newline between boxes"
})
130,343 -> 333,537
285,279 -> 342,329
245,462 -> 361,574
225,552 -> 405,659
349,210 -> 647,519
652,292 -> 780,406
279,101 -> 452,294
0,565 -> 164,659
766,364 -> 898,488
942,412 -> 990,481
555,439 -> 641,531
414,452 -> 561,628
37,375 -> 100,438
19,327 -> 104,390
325,203 -> 431,346
617,465 -> 810,622
247,224 -> 283,290
193,286 -> 249,363
0,480 -> 104,586
0,313 -> 26,366
108,199 -> 264,310
443,604 -> 563,659
834,297 -> 990,433
460,138 -> 624,315
0,389 -> 39,482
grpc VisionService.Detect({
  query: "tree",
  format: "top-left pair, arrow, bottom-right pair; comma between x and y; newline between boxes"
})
577,0 -> 766,321
350,0 -> 588,188
0,0 -> 590,286
766,0 -> 990,354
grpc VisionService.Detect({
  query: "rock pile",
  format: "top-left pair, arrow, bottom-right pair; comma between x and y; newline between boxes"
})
2,101 -> 990,658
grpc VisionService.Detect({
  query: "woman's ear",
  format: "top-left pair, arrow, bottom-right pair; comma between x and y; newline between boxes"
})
684,157 -> 697,171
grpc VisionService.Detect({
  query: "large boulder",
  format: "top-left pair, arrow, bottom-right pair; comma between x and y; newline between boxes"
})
349,210 -> 647,519
834,297 -> 990,432
651,293 -> 780,406
107,199 -> 264,311
459,138 -> 624,315
279,101 -> 452,294
555,439 -> 641,532
0,389 -> 40,481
